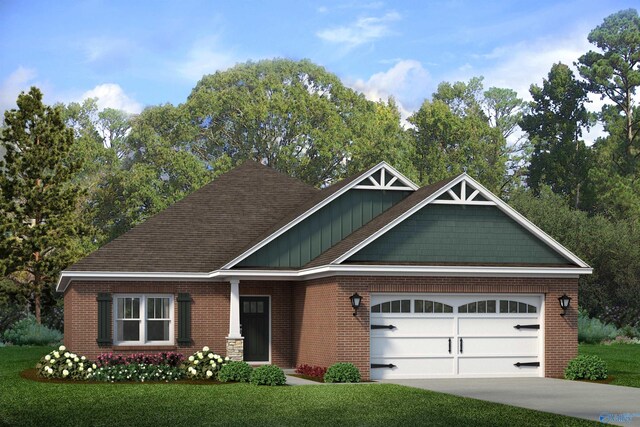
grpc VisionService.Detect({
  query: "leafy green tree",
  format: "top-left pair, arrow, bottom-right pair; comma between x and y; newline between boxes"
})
521,63 -> 593,208
483,87 -> 525,140
0,87 -> 83,323
409,78 -> 507,192
345,99 -> 416,180
510,187 -> 640,327
186,58 -> 398,186
577,8 -> 640,175
90,105 -> 211,241
576,9 -> 640,220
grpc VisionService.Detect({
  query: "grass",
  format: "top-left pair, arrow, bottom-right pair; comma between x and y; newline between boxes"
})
0,346 -> 597,427
579,343 -> 640,388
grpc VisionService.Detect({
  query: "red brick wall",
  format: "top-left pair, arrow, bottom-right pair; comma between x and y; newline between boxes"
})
63,280 -> 295,366
331,276 -> 578,380
63,281 -> 230,359
292,278 -> 338,368
64,276 -> 578,379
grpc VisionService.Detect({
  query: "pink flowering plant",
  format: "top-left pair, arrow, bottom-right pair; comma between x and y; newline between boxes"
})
182,346 -> 230,379
36,345 -> 95,380
96,352 -> 184,368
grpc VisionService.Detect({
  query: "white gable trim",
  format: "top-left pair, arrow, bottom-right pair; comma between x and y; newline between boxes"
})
332,173 -> 591,268
219,161 -> 418,270
56,264 -> 591,292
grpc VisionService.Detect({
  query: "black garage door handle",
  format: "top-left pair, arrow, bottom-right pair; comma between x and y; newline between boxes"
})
448,338 -> 451,354
460,338 -> 463,354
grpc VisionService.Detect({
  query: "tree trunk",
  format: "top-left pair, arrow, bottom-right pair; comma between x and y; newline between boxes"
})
35,292 -> 41,324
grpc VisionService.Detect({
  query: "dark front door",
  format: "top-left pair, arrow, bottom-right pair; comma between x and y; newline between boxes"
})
240,296 -> 270,362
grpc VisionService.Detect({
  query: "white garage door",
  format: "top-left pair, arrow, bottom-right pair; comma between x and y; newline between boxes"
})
370,294 -> 543,380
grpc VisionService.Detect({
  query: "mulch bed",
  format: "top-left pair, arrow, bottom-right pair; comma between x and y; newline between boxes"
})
20,368 -> 236,385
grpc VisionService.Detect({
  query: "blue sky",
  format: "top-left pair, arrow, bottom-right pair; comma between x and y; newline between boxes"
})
1,0 -> 637,119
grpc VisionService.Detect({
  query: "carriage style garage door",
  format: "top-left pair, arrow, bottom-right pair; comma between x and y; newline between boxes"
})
370,294 -> 543,380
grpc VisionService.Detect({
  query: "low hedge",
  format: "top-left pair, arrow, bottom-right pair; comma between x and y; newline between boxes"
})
218,361 -> 253,383
324,362 -> 361,383
250,365 -> 286,386
564,355 -> 608,380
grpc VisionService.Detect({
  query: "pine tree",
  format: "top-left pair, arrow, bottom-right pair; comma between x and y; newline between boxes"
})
0,87 -> 83,323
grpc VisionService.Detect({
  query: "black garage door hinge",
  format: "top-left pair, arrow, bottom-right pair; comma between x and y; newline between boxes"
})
514,324 -> 540,329
371,324 -> 396,330
514,362 -> 540,367
371,363 -> 396,369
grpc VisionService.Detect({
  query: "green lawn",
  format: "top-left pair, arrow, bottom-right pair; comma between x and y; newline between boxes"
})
0,347 -> 597,427
579,343 -> 640,388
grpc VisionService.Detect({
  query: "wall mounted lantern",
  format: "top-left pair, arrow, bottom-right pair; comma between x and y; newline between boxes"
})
558,294 -> 571,316
350,293 -> 362,316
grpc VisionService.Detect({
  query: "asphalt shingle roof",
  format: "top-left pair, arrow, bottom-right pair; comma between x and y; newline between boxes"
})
68,161 -> 318,272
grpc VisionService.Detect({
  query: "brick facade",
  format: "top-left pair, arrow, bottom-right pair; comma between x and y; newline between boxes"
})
64,276 -> 578,380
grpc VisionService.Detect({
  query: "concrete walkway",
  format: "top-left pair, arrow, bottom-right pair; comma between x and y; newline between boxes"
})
380,378 -> 640,426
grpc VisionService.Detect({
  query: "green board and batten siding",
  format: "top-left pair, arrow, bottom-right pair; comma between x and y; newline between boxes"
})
347,204 -> 572,265
238,189 -> 410,268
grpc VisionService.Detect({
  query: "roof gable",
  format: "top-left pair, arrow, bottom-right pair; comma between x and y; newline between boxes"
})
330,174 -> 589,268
222,161 -> 418,269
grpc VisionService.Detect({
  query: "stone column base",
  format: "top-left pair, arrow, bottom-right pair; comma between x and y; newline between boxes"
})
226,337 -> 244,361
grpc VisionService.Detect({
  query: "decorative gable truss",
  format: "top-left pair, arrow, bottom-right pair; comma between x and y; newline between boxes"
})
431,180 -> 494,205
332,173 -> 591,268
353,164 -> 418,191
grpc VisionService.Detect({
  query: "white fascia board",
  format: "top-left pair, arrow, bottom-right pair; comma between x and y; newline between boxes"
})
332,173 -> 591,268
219,161 -> 418,270
56,271 -> 212,292
57,264 -> 592,292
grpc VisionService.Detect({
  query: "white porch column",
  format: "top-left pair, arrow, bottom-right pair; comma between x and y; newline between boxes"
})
227,278 -> 242,338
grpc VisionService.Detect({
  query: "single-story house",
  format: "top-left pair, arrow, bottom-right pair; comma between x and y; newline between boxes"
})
57,161 -> 591,380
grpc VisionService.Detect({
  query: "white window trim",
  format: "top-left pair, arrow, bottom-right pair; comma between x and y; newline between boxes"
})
113,294 -> 175,346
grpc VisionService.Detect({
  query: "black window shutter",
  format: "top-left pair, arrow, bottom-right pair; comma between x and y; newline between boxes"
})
96,293 -> 112,345
177,293 -> 192,345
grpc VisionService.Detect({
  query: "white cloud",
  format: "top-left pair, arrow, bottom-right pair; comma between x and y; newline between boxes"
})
177,38 -> 238,81
349,59 -> 431,120
81,84 -> 142,114
316,11 -> 400,49
462,31 -> 593,104
0,66 -> 38,113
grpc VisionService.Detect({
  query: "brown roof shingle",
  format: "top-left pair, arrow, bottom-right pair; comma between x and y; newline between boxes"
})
68,161 -> 318,273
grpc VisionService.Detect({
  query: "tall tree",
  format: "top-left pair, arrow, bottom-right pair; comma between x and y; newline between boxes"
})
521,63 -> 593,208
577,8 -> 640,175
186,58 -> 398,186
410,78 -> 508,192
0,88 -> 83,323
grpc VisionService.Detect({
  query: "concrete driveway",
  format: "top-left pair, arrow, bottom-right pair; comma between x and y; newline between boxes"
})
380,378 -> 640,426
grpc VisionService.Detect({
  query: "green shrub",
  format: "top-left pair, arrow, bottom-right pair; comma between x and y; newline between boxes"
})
91,363 -> 184,382
181,346 -> 230,379
324,362 -> 361,383
564,355 -> 608,380
578,311 -> 618,344
250,365 -> 286,386
218,361 -> 253,383
36,345 -> 94,380
3,315 -> 63,345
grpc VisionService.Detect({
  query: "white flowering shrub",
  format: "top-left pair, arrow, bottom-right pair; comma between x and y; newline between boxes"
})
182,346 -> 230,380
91,363 -> 184,382
36,345 -> 95,380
